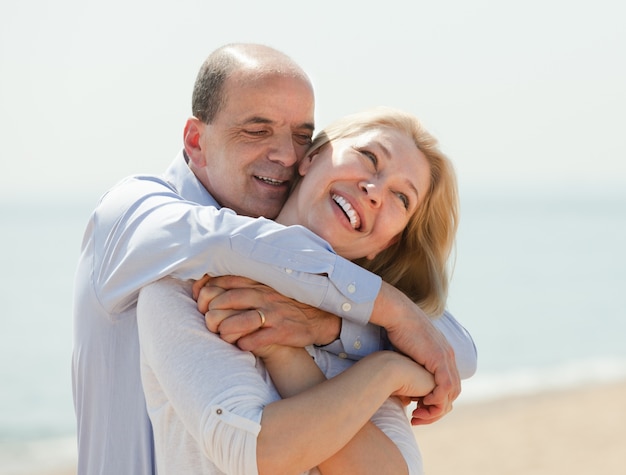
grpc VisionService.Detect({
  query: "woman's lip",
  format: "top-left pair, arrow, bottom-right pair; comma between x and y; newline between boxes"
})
331,193 -> 363,230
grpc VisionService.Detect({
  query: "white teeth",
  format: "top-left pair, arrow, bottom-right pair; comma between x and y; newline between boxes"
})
257,176 -> 284,185
332,194 -> 360,229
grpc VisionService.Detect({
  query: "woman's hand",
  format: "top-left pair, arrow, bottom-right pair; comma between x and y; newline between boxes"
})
364,351 -> 435,401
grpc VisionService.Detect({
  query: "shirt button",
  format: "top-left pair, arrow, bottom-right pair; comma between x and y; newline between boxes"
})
338,352 -> 348,359
285,268 -> 293,274
347,283 -> 356,294
341,302 -> 352,312
353,340 -> 362,350
216,408 -> 223,415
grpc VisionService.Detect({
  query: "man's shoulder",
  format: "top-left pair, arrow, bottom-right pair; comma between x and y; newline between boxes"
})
111,172 -> 177,194
98,173 -> 178,205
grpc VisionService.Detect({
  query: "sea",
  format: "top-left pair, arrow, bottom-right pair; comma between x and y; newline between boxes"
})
1,186 -> 625,473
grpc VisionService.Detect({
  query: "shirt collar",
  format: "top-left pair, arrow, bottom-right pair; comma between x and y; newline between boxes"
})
163,150 -> 220,208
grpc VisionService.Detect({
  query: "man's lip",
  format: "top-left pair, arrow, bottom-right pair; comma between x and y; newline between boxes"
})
254,175 -> 290,187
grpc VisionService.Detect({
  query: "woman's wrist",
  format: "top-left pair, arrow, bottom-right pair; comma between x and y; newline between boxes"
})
257,345 -> 297,365
359,351 -> 431,398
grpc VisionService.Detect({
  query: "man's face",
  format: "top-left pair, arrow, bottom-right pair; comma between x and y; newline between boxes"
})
197,72 -> 315,219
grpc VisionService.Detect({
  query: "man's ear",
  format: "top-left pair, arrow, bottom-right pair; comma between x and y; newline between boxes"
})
183,118 -> 205,167
365,234 -> 400,261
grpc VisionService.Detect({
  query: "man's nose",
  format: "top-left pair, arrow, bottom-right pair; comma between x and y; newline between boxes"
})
359,181 -> 382,207
267,134 -> 298,167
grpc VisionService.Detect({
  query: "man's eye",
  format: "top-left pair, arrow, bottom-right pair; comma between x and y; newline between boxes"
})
294,134 -> 313,146
245,129 -> 267,136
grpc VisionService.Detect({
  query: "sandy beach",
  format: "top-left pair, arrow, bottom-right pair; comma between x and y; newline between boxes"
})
414,380 -> 626,475
13,380 -> 626,475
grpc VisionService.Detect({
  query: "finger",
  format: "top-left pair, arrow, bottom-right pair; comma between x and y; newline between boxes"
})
410,404 -> 447,425
204,308 -> 241,333
411,412 -> 446,426
396,396 -> 412,407
218,330 -> 248,344
412,403 -> 444,420
191,274 -> 211,300
215,309 -> 268,339
236,327 -> 282,352
422,379 -> 456,409
197,285 -> 226,313
208,287 -> 265,311
207,275 -> 262,290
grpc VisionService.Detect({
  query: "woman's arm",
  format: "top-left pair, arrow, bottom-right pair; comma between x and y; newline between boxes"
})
256,348 -> 435,475
257,345 -> 409,474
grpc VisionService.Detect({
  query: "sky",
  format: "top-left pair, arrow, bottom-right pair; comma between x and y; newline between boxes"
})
1,0 -> 625,202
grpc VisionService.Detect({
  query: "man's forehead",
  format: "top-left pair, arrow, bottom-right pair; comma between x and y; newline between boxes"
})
218,73 -> 314,129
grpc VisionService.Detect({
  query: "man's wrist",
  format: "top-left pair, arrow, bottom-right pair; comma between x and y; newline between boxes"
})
314,313 -> 341,346
370,282 -> 406,329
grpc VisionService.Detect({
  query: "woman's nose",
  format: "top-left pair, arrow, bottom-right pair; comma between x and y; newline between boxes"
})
359,181 -> 381,207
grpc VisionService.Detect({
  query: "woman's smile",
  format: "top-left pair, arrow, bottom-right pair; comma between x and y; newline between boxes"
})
332,193 -> 361,230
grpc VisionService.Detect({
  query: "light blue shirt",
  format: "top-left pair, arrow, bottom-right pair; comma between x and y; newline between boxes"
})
72,151 -> 476,475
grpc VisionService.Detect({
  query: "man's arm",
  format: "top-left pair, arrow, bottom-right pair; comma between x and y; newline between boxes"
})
369,281 -> 461,425
432,310 -> 477,380
196,276 -> 475,424
194,275 -> 476,372
92,174 -> 380,322
97,166 -> 463,420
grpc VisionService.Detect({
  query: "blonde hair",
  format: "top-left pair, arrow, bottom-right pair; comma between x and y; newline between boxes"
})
307,107 -> 459,317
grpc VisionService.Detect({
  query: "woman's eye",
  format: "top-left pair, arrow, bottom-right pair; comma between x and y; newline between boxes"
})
396,192 -> 409,210
362,150 -> 378,167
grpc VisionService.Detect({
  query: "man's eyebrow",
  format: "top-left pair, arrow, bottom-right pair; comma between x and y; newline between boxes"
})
242,116 -> 273,125
242,116 -> 315,133
299,122 -> 315,134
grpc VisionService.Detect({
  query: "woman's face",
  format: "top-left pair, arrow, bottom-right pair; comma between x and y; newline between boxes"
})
277,126 -> 431,260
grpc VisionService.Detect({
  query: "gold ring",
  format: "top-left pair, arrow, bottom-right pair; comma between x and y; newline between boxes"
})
256,309 -> 266,328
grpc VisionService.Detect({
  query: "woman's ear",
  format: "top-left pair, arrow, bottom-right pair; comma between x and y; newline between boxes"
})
183,118 -> 206,167
298,149 -> 319,176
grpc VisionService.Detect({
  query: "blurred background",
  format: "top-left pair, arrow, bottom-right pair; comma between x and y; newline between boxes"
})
1,0 -> 625,473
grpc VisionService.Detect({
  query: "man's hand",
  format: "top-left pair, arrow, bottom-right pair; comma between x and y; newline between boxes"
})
370,282 -> 460,426
194,275 -> 341,351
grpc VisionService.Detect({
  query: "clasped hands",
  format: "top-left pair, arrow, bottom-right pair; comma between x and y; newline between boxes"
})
192,274 -> 460,425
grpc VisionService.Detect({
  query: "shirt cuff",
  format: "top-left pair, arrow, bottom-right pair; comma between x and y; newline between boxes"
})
325,259 -> 382,325
317,320 -> 382,361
